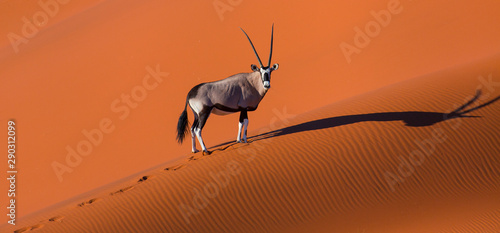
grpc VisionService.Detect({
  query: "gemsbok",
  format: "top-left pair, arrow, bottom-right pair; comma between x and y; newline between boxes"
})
176,25 -> 279,155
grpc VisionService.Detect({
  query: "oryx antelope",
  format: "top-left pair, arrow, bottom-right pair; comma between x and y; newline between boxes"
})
176,25 -> 279,154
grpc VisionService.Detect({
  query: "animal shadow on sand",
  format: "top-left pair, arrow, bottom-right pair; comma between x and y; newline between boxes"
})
212,90 -> 499,149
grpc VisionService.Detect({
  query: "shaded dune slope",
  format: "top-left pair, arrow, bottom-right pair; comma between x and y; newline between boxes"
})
5,56 -> 500,233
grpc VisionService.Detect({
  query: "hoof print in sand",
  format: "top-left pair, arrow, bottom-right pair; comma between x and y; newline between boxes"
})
165,164 -> 186,171
138,175 -> 154,183
49,216 -> 65,222
14,224 -> 44,233
78,198 -> 100,207
111,186 -> 135,195
14,227 -> 31,233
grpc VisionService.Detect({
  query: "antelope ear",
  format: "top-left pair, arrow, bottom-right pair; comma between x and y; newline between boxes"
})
272,63 -> 279,71
251,64 -> 259,72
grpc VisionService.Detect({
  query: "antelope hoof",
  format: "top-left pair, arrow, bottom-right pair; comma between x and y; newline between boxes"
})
203,151 -> 211,156
192,149 -> 199,153
236,140 -> 242,143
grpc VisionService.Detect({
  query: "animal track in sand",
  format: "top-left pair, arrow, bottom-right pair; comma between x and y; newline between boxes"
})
14,227 -> 31,233
78,198 -> 101,207
14,215 -> 65,232
164,164 -> 186,171
14,224 -> 44,233
137,175 -> 154,183
212,141 -> 250,154
48,216 -> 65,222
168,142 -> 251,171
111,186 -> 135,195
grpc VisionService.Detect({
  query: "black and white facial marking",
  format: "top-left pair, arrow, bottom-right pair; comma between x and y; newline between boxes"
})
251,63 -> 279,90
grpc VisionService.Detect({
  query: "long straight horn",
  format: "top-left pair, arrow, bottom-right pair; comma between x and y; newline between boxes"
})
268,24 -> 274,67
240,27 -> 263,67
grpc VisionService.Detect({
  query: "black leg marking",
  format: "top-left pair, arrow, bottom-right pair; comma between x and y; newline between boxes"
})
191,118 -> 199,132
239,110 -> 248,123
198,106 -> 212,130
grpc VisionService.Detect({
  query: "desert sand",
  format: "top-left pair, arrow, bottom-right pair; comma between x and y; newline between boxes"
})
3,54 -> 500,233
1,0 -> 499,232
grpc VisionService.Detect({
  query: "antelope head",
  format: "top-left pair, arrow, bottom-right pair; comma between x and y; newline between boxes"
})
241,24 -> 279,90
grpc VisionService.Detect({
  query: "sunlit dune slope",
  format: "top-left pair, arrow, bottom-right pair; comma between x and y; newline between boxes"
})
3,54 -> 499,233
2,0 -> 500,218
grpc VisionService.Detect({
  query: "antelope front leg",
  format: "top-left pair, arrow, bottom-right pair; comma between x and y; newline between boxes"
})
242,118 -> 248,143
237,110 -> 248,143
237,121 -> 243,143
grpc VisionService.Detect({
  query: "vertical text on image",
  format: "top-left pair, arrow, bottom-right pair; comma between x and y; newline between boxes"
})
7,120 -> 17,225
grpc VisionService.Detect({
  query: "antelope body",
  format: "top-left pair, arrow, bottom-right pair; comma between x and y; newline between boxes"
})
177,25 -> 279,154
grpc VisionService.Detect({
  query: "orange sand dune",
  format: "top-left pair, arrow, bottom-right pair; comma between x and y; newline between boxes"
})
3,54 -> 499,233
2,0 -> 500,219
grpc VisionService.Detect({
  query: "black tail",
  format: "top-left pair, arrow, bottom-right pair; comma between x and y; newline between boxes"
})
176,100 -> 189,144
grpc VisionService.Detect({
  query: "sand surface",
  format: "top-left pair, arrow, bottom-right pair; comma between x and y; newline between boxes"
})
1,0 -> 499,232
3,52 -> 500,233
